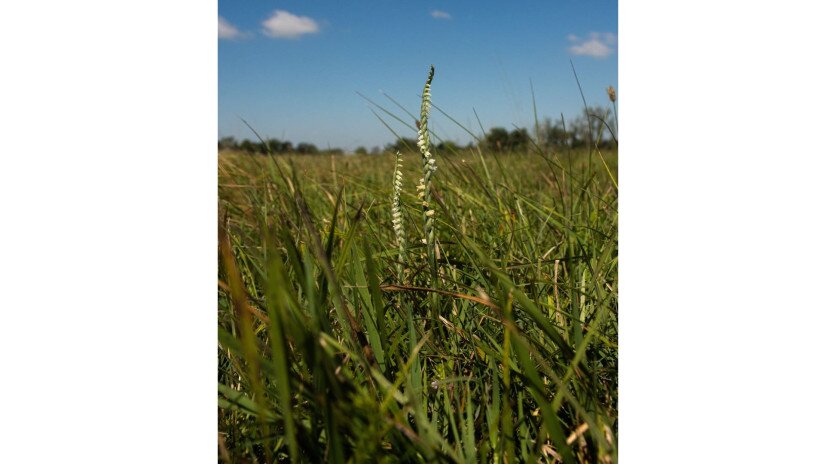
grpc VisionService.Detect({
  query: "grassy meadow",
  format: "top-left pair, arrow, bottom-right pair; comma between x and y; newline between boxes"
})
218,71 -> 618,463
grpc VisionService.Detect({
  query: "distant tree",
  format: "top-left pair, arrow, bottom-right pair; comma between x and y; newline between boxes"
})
508,128 -> 530,152
436,140 -> 461,153
538,118 -> 570,149
239,139 -> 258,153
586,105 -> 617,146
218,136 -> 237,151
354,146 -> 368,155
265,138 -> 282,153
561,106 -> 616,149
484,127 -> 510,152
369,146 -> 382,155
296,142 -> 318,154
570,113 -> 591,148
386,137 -> 418,153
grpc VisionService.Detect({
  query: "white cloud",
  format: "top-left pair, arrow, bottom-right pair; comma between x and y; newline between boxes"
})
262,10 -> 320,39
218,17 -> 241,40
568,32 -> 617,58
431,10 -> 452,20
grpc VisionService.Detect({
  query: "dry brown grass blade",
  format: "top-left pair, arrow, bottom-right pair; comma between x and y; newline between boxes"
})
218,433 -> 231,462
565,422 -> 589,445
217,279 -> 270,324
218,213 -> 273,461
218,215 -> 257,331
380,283 -> 501,311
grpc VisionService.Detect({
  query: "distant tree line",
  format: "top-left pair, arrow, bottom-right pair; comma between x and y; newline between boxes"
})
481,105 -> 617,152
536,105 -> 616,150
219,106 -> 616,156
218,137 -> 343,155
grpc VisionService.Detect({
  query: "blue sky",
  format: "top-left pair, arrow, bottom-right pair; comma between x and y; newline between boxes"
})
219,1 -> 617,151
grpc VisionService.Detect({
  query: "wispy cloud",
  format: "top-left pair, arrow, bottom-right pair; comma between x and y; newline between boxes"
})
218,16 -> 241,40
431,10 -> 452,20
262,10 -> 320,39
568,32 -> 616,58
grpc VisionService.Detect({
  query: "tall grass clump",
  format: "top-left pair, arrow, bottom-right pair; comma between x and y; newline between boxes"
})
218,66 -> 618,463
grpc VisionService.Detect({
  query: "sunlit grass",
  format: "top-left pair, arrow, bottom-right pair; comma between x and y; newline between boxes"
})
218,69 -> 618,463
